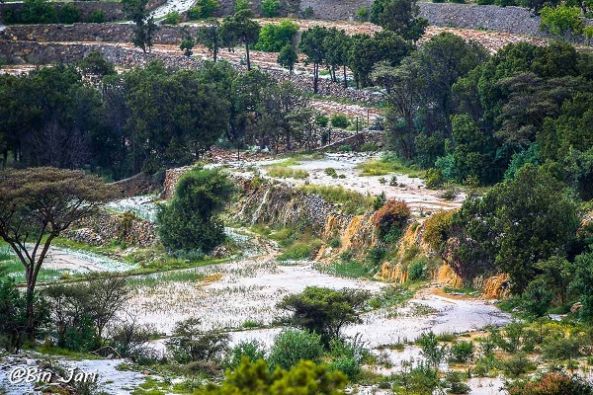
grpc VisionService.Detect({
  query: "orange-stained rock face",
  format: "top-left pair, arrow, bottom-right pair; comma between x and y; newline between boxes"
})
434,264 -> 464,288
482,273 -> 511,299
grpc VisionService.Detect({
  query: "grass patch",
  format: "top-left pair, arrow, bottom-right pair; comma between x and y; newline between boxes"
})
368,285 -> 416,310
0,243 -> 69,284
357,153 -> 423,177
299,185 -> 374,215
266,166 -> 309,179
126,269 -> 206,287
277,239 -> 322,261
315,260 -> 375,279
34,344 -> 101,360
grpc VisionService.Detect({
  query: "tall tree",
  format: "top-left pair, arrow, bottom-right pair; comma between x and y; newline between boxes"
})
323,28 -> 351,88
0,167 -> 114,337
122,0 -> 158,53
299,26 -> 328,94
197,21 -> 223,62
370,0 -> 427,42
220,10 -> 260,70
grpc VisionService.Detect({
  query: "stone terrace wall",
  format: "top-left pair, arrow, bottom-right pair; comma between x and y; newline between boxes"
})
0,1 -> 126,22
0,40 -> 379,103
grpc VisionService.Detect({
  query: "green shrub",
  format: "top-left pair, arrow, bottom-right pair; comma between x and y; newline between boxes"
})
502,353 -> 536,377
21,0 -> 57,23
324,167 -> 338,178
261,0 -> 280,17
367,246 -> 387,266
187,0 -> 220,19
300,184 -> 374,215
540,5 -> 584,36
163,11 -> 181,25
157,167 -> 234,254
408,258 -> 428,281
267,166 -> 309,179
372,199 -> 411,242
521,278 -> 553,317
277,240 -> 322,261
316,114 -> 329,128
392,364 -> 439,394
58,3 -> 80,24
0,279 -> 49,352
449,341 -> 474,363
541,335 -> 582,360
424,168 -> 445,189
226,340 -> 266,369
268,329 -> 324,369
373,192 -> 387,210
331,114 -> 350,129
328,237 -> 341,248
166,318 -> 229,364
423,210 -> 454,252
356,6 -> 369,20
255,19 -> 298,52
87,10 -> 106,23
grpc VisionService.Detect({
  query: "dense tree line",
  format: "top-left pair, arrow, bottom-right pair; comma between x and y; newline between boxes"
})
0,56 -> 315,179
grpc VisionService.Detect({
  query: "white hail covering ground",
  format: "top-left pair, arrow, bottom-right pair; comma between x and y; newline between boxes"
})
106,194 -> 160,222
221,152 -> 465,215
150,0 -> 196,19
42,246 -> 136,273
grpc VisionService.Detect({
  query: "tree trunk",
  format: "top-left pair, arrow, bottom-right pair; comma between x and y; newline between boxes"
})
343,65 -> 348,89
313,63 -> 319,94
245,42 -> 251,71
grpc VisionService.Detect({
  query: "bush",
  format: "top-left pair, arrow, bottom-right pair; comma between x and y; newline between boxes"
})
166,318 -> 229,364
110,322 -> 158,359
330,114 -> 350,129
255,19 -> 298,52
163,11 -> 181,25
324,167 -> 338,178
367,246 -> 387,266
277,239 -> 322,260
506,372 -> 593,394
44,278 -> 129,352
392,364 -> 440,394
423,210 -> 454,252
158,167 -> 233,254
356,6 -> 369,20
408,258 -> 428,281
58,3 -> 81,24
226,340 -> 266,369
87,10 -> 106,23
188,0 -> 220,19
521,278 -> 553,317
261,0 -> 280,17
0,279 -> 48,352
503,353 -> 536,377
372,199 -> 411,242
424,168 -> 445,189
541,335 -> 582,360
449,341 -> 474,363
540,6 -> 584,36
199,358 -> 347,394
268,329 -> 324,369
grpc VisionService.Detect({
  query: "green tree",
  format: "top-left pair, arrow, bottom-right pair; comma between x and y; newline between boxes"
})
221,9 -> 260,70
58,3 -> 80,24
569,252 -> 593,323
261,0 -> 280,17
122,0 -> 158,53
299,26 -> 328,93
255,19 -> 298,52
180,27 -> 196,57
323,28 -> 352,87
188,0 -> 220,19
277,287 -> 370,344
0,168 -> 114,337
454,165 -> 579,292
370,0 -> 428,42
540,5 -> 584,36
277,44 -> 297,73
197,21 -> 224,62
157,167 -> 234,254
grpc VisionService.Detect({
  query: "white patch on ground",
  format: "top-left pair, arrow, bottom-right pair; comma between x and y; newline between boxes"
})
106,194 -> 160,223
220,152 -> 464,215
150,0 -> 195,19
42,246 -> 136,273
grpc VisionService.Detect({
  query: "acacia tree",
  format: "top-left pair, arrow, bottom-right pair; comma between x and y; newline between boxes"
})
277,286 -> 370,344
0,167 -> 114,337
122,0 -> 158,53
221,10 -> 260,70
